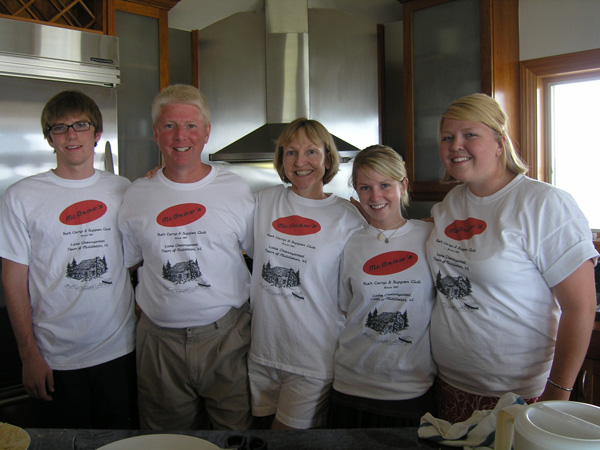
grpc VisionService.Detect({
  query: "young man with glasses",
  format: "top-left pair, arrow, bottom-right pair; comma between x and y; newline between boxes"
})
0,90 -> 138,429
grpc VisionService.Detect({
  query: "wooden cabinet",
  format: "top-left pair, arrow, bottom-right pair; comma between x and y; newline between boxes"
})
0,0 -> 105,31
107,0 -> 176,180
0,0 -> 177,34
107,0 -> 174,89
400,0 -> 519,201
572,323 -> 600,406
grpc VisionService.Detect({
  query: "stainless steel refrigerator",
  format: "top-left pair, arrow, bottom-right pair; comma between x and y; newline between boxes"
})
0,17 -> 120,416
0,17 -> 120,198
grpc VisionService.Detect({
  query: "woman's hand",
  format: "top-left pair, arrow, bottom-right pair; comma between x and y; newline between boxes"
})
349,197 -> 370,223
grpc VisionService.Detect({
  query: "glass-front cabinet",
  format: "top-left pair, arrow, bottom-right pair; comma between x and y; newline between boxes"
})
108,0 -> 173,181
401,0 -> 519,201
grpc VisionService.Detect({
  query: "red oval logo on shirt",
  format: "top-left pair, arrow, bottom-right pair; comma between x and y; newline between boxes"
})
363,251 -> 418,276
444,218 -> 487,241
156,203 -> 205,227
272,215 -> 321,236
59,200 -> 107,225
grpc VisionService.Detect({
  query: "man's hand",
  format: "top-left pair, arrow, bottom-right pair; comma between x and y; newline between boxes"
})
2,259 -> 54,401
22,351 -> 54,401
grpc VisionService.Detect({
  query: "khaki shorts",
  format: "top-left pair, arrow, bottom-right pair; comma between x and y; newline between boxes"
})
248,359 -> 331,429
137,304 -> 252,430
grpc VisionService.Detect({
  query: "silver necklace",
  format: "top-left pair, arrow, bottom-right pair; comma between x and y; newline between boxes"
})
375,218 -> 407,243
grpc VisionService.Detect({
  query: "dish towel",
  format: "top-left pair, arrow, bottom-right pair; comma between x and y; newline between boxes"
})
418,392 -> 525,450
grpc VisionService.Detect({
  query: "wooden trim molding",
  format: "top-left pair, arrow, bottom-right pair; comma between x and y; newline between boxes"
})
158,8 -> 169,89
107,0 -> 116,35
111,0 -> 162,23
377,24 -> 385,145
123,0 -> 180,10
486,0 -> 520,145
410,181 -> 459,202
191,30 -> 199,88
519,63 -> 541,180
520,48 -> 600,181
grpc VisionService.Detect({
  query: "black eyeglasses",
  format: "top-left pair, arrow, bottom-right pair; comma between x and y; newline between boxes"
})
47,121 -> 94,135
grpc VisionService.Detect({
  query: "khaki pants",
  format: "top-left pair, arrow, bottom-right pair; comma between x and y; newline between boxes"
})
136,304 -> 252,430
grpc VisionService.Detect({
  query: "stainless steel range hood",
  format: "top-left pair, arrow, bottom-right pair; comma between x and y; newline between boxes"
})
0,17 -> 120,87
210,123 -> 360,162
208,0 -> 367,163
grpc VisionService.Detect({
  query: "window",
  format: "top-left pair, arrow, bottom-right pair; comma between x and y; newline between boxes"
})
521,49 -> 600,230
548,77 -> 600,229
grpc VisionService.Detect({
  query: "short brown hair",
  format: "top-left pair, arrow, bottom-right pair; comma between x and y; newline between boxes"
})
273,118 -> 340,185
41,90 -> 103,139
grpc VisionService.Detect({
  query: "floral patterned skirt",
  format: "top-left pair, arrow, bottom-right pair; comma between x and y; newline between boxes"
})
434,378 -> 539,423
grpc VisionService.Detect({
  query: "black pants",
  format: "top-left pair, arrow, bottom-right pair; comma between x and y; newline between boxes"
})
31,352 -> 138,429
328,387 -> 436,429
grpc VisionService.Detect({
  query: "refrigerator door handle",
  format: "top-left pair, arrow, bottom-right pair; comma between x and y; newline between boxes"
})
104,141 -> 114,173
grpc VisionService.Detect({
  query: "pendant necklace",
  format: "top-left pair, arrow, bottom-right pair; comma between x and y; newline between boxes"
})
375,218 -> 407,244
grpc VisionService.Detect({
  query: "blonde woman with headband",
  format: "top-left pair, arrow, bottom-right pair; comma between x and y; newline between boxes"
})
330,145 -> 437,428
426,93 -> 598,423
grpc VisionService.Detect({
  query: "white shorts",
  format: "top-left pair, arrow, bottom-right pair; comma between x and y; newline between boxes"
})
248,359 -> 332,429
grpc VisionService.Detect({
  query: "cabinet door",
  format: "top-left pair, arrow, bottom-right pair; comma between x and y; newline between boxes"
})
573,358 -> 600,406
402,0 -> 519,201
404,0 -> 480,201
109,0 -> 169,181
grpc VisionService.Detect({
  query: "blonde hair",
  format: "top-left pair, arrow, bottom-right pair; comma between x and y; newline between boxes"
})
151,84 -> 210,127
352,145 -> 410,208
273,118 -> 340,185
438,93 -> 528,182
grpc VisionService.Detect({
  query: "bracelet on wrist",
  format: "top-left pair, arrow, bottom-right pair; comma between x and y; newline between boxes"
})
547,377 -> 573,392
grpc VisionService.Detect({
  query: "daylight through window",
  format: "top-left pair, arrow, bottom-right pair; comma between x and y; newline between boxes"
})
548,77 -> 600,230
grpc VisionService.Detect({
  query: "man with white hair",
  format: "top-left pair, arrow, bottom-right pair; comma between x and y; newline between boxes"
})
119,85 -> 254,430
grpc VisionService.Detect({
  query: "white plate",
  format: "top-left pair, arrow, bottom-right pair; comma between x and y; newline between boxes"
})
96,434 -> 220,450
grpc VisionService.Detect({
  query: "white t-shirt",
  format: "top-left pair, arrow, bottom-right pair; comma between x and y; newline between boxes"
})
333,220 -> 437,400
249,185 -> 366,379
0,170 -> 136,370
118,167 -> 254,328
426,174 -> 598,398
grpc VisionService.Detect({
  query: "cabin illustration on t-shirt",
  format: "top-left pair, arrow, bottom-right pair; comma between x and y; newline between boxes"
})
435,271 -> 477,310
162,259 -> 210,287
365,308 -> 408,335
261,261 -> 305,300
66,256 -> 108,281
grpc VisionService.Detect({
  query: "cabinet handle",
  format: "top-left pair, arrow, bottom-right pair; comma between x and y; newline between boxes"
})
581,370 -> 588,402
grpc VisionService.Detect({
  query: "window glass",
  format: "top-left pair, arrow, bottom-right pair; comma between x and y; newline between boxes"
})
548,78 -> 600,230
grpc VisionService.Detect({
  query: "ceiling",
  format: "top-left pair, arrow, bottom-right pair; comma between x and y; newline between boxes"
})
168,0 -> 404,31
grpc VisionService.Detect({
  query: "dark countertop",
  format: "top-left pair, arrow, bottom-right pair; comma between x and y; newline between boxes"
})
26,427 -> 450,449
